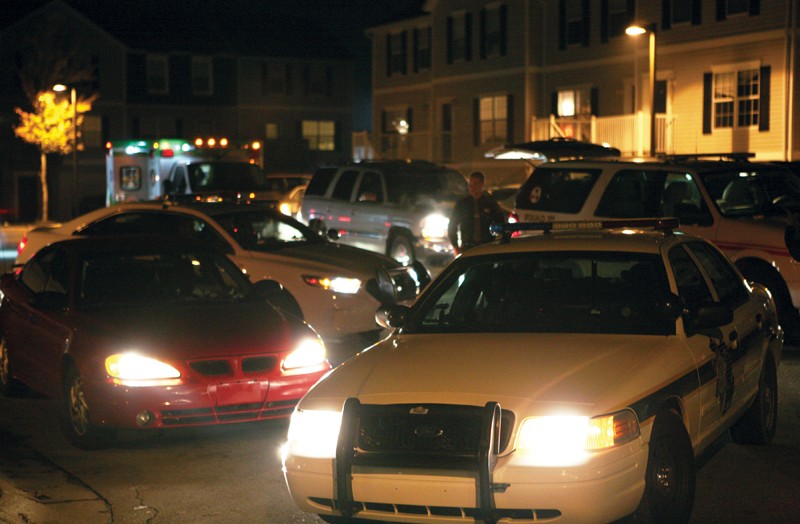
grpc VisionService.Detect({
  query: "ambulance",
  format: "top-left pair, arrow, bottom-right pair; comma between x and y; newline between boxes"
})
105,137 -> 263,206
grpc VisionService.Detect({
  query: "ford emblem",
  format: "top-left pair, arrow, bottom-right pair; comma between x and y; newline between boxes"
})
414,425 -> 444,438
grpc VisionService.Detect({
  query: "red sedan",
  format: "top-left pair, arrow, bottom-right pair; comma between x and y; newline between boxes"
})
0,236 -> 331,449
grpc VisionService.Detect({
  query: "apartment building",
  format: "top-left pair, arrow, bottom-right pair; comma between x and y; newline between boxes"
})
367,0 -> 799,184
0,0 -> 355,221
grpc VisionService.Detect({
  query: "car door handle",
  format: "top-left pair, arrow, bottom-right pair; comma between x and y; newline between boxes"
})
755,313 -> 763,331
728,330 -> 739,350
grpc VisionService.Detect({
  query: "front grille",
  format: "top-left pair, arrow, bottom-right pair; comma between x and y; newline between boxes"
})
159,398 -> 298,426
356,404 -> 515,455
309,498 -> 561,521
188,355 -> 277,377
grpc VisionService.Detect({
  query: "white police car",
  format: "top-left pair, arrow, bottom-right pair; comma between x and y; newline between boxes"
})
282,219 -> 783,523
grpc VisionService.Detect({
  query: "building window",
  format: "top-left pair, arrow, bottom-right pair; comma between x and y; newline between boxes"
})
265,122 -> 279,139
481,4 -> 507,58
726,0 -> 750,15
302,120 -> 335,151
562,0 -> 588,47
383,108 -> 411,134
262,62 -> 290,95
413,27 -> 431,71
713,68 -> 759,128
558,90 -> 577,117
606,0 -> 633,39
479,95 -> 508,144
191,57 -> 212,96
303,65 -> 332,96
82,115 -> 101,148
447,12 -> 472,63
146,55 -> 168,94
388,32 -> 407,76
671,0 -> 693,24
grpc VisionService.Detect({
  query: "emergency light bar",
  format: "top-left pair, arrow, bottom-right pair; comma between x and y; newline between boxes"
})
490,218 -> 680,236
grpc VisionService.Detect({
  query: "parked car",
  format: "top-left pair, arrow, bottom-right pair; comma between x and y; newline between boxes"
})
301,161 -> 468,269
283,219 -> 782,524
16,202 -> 428,346
0,237 -> 331,449
162,160 -> 274,202
512,154 -> 800,344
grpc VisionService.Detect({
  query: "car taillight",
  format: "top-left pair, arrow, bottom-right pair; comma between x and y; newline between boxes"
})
508,213 -> 521,237
17,235 -> 27,255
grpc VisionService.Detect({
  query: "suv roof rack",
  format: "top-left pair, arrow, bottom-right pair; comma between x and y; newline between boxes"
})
491,218 -> 679,242
660,152 -> 755,162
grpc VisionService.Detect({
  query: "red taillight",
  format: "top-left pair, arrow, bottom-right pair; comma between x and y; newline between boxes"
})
161,149 -> 175,158
508,213 -> 521,238
17,235 -> 27,255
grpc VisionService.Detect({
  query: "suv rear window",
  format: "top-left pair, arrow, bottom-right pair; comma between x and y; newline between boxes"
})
515,168 -> 601,213
305,167 -> 337,197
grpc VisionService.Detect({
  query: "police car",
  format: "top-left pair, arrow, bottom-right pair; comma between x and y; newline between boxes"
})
282,219 -> 782,523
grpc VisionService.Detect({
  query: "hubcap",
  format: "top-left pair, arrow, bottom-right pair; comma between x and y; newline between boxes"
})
68,374 -> 90,436
0,340 -> 9,386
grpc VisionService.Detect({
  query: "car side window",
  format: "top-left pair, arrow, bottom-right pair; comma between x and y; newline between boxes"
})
661,173 -> 713,226
596,170 -> 662,218
669,245 -> 714,309
356,171 -> 384,203
20,247 -> 68,296
685,241 -> 749,308
331,170 -> 359,201
81,212 -> 166,236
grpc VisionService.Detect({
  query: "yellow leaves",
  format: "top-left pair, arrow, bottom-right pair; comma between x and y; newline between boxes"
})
13,91 -> 91,155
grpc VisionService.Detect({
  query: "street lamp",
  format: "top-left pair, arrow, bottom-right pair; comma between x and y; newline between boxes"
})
626,23 -> 657,157
53,83 -> 79,215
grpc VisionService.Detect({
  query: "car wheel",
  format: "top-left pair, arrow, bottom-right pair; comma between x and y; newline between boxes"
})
387,233 -> 415,266
62,363 -> 115,450
0,337 -> 19,397
730,356 -> 778,445
635,408 -> 695,524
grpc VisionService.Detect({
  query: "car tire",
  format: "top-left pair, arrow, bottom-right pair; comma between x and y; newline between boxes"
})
387,233 -> 415,266
730,356 -> 778,445
0,337 -> 19,397
634,408 -> 695,524
62,363 -> 115,450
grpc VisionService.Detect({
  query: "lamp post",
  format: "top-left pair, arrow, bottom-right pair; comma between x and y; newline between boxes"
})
626,24 -> 657,157
53,84 -> 79,215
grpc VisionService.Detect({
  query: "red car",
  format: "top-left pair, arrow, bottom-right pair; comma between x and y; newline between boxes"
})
0,236 -> 331,449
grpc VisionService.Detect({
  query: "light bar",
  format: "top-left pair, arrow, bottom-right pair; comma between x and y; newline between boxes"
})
490,218 -> 680,236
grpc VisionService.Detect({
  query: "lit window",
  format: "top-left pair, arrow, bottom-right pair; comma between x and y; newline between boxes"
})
265,122 -> 279,140
558,90 -> 576,117
479,95 -> 508,144
713,68 -> 759,129
302,120 -> 335,151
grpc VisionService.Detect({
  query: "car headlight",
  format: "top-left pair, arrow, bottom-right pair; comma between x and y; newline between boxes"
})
302,275 -> 361,294
420,213 -> 449,240
105,352 -> 181,387
515,410 -> 640,466
279,202 -> 292,215
283,337 -> 327,371
285,408 -> 343,459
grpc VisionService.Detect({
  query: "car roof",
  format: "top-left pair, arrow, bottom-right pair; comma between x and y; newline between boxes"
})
538,154 -> 792,174
462,220 -> 691,258
44,235 -> 229,256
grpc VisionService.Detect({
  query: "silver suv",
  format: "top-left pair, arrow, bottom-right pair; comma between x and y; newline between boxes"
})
512,154 -> 800,343
301,161 -> 468,270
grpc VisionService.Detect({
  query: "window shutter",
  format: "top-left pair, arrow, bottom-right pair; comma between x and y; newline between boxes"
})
473,98 -> 481,145
601,0 -> 609,43
662,0 -> 672,30
447,16 -> 454,63
591,87 -> 599,116
551,92 -> 558,116
506,94 -> 514,143
582,0 -> 591,47
759,65 -> 770,131
480,9 -> 487,58
749,0 -> 760,15
401,31 -> 408,75
413,29 -> 419,72
381,111 -> 387,134
499,4 -> 508,56
386,34 -> 392,76
406,108 -> 414,132
692,0 -> 702,25
465,12 -> 473,61
558,0 -> 566,50
703,72 -> 712,134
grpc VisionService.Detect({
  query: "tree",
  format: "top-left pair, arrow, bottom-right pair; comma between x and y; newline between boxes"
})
13,92 -> 91,222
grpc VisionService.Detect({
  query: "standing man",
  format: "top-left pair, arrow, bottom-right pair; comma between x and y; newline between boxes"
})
448,171 -> 505,256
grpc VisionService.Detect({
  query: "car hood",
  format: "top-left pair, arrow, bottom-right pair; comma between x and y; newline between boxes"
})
74,301 -> 304,359
255,241 -> 404,275
300,333 -> 692,417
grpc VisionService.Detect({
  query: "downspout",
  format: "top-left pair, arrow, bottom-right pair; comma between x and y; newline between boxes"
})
786,0 -> 796,160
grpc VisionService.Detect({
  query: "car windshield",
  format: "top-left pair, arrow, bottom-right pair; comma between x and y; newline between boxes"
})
78,250 -> 254,308
699,166 -> 800,217
212,210 -> 321,251
408,251 -> 673,335
188,162 -> 266,191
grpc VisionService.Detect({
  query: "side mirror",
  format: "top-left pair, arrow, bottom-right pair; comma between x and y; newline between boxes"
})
326,229 -> 340,241
662,292 -> 684,321
253,280 -> 283,299
375,304 -> 411,329
412,260 -> 432,290
685,303 -> 733,333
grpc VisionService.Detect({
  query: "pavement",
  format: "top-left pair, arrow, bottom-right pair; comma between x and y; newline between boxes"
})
0,429 -> 110,524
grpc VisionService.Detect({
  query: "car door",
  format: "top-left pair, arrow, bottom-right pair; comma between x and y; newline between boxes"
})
7,246 -> 73,396
327,169 -> 360,247
347,170 -> 388,253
